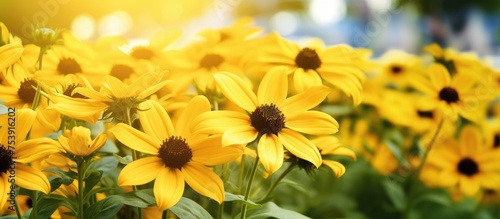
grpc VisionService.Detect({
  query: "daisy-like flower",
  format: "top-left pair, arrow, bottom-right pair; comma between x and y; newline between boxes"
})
289,136 -> 356,177
421,126 -> 500,196
412,63 -> 490,122
0,23 -> 23,72
194,66 -> 339,174
57,126 -> 107,157
424,43 -> 485,76
47,72 -> 170,123
250,33 -> 365,105
375,49 -> 422,88
109,97 -> 243,210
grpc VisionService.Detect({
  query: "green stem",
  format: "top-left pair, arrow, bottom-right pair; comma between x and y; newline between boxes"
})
125,107 -> 142,219
404,118 -> 444,219
162,209 -> 168,219
36,47 -> 46,70
32,191 -> 38,219
240,156 -> 260,219
14,192 -> 22,219
77,161 -> 84,219
217,201 -> 225,219
257,163 -> 295,203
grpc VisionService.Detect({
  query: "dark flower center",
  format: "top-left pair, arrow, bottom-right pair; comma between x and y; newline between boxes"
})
0,146 -> 13,174
250,104 -> 285,135
158,136 -> 193,170
110,64 -> 134,81
57,58 -> 82,75
457,157 -> 479,176
130,46 -> 154,60
390,65 -> 403,74
199,54 -> 224,70
417,110 -> 434,119
438,87 -> 459,104
63,83 -> 88,99
26,198 -> 33,208
493,133 -> 500,148
219,32 -> 230,42
295,47 -> 321,70
17,78 -> 38,104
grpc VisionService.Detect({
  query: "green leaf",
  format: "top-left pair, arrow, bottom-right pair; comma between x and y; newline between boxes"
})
98,139 -> 119,153
384,138 -> 410,168
236,202 -> 311,219
224,192 -> 262,208
44,168 -> 77,185
381,178 -> 406,211
112,189 -> 156,208
0,216 -> 19,219
84,170 -> 103,196
170,197 -> 214,219
113,154 -> 133,165
88,156 -> 119,175
48,177 -> 63,193
83,187 -> 122,202
29,197 -> 63,219
84,196 -> 123,219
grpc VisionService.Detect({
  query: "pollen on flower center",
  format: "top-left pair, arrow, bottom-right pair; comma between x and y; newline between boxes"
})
250,103 -> 285,135
57,57 -> 82,75
200,53 -> 224,70
158,136 -> 193,169
457,157 -> 479,176
0,146 -> 13,174
130,46 -> 154,60
17,78 -> 38,104
110,64 -> 134,81
295,47 -> 321,70
63,83 -> 88,99
438,87 -> 460,103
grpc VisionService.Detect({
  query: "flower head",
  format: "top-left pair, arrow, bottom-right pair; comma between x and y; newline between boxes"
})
58,126 -> 107,157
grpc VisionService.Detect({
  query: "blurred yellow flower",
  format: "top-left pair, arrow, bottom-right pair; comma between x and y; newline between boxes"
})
58,126 -> 107,157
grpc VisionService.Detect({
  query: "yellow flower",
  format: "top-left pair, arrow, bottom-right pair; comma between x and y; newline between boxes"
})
57,126 -> 107,157
424,43 -> 485,75
421,126 -> 500,196
194,66 -> 339,174
47,72 -> 170,123
250,33 -> 365,105
412,63 -> 490,122
375,49 -> 423,88
128,29 -> 181,63
312,136 -> 356,177
0,22 -> 23,72
110,97 -> 243,210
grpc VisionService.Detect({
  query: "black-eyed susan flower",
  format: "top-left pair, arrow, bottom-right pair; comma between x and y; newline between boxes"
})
375,49 -> 422,88
194,66 -> 339,174
249,33 -> 365,105
47,72 -> 170,123
424,43 -> 485,75
110,97 -> 243,210
412,63 -> 490,122
421,126 -> 500,196
57,126 -> 107,157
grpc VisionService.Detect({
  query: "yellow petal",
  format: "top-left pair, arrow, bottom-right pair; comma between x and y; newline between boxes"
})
190,135 -> 243,166
459,126 -> 481,156
138,100 -> 173,141
183,162 -> 225,203
109,123 -> 160,154
322,160 -> 346,178
429,63 -> 451,89
88,133 -> 107,155
102,76 -> 129,99
282,86 -> 330,114
476,172 -> 500,189
73,87 -> 109,102
193,111 -> 251,135
214,72 -> 257,112
330,147 -> 357,160
136,80 -> 171,100
154,168 -> 184,211
16,164 -> 50,194
258,66 -> 288,106
285,111 -> 339,135
47,97 -> 106,124
118,157 -> 163,186
424,43 -> 444,58
257,134 -> 284,175
0,174 -> 8,210
0,42 -> 23,72
150,29 -> 182,50
459,175 -> 480,196
222,126 -> 258,147
451,73 -> 477,91
320,72 -> 362,105
15,138 -> 60,163
175,96 -> 211,138
292,68 -> 322,93
279,128 -> 322,168
17,108 -> 37,140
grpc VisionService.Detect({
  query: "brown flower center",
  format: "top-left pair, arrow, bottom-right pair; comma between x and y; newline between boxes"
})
295,47 -> 321,70
250,103 -> 285,135
130,46 -> 154,60
57,58 -> 82,75
493,133 -> 500,148
158,136 -> 193,170
63,83 -> 88,99
390,65 -> 403,74
199,53 -> 224,70
17,78 -> 38,104
0,146 -> 13,174
457,157 -> 479,176
417,110 -> 434,119
438,87 -> 459,104
110,64 -> 134,81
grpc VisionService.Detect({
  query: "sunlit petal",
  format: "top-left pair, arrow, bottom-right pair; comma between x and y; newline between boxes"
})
214,72 -> 257,112
279,128 -> 322,168
258,66 -> 288,106
257,134 -> 284,175
118,157 -> 163,186
154,168 -> 184,211
109,123 -> 160,154
183,162 -> 225,203
285,111 -> 339,135
138,100 -> 174,141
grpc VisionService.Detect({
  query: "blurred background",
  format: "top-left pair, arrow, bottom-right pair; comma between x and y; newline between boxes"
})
1,0 -> 499,57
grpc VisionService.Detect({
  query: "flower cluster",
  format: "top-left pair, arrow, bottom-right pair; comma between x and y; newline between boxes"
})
0,17 -> 499,219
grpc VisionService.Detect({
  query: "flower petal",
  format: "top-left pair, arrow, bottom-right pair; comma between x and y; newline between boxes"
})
459,126 -> 481,156
292,68 -> 322,93
190,135 -> 243,166
258,66 -> 288,106
15,138 -> 61,163
193,111 -> 251,135
109,123 -> 160,154
322,160 -> 346,178
16,164 -> 50,194
118,157 -> 163,186
175,96 -> 211,138
102,76 -> 129,99
279,128 -> 322,168
222,126 -> 258,147
183,162 -> 225,203
282,86 -> 330,114
214,72 -> 257,112
285,111 -> 339,135
257,134 -> 284,175
154,168 -> 184,211
429,64 -> 451,89
17,108 -> 37,140
138,100 -> 174,141
459,175 -> 480,196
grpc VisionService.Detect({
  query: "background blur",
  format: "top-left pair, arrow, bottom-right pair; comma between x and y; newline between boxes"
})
1,0 -> 499,56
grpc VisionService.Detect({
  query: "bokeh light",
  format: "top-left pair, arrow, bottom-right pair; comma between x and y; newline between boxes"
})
71,14 -> 96,40
309,0 -> 346,24
97,11 -> 133,36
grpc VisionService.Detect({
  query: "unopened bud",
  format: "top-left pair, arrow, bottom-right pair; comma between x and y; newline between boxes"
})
32,26 -> 61,48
